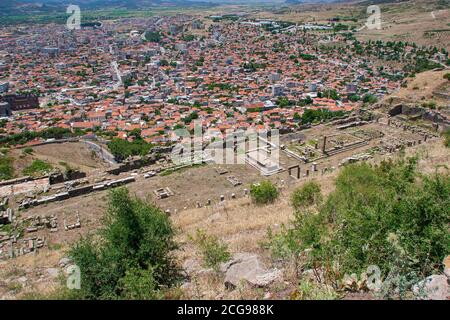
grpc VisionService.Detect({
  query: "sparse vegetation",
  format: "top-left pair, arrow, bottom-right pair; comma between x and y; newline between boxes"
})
444,129 -> 450,148
22,159 -> 53,177
22,147 -> 33,155
292,279 -> 339,300
421,101 -> 436,109
0,154 -> 14,180
191,229 -> 231,272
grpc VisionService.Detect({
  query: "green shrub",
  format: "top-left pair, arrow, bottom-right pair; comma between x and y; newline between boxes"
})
250,180 -> 279,205
267,158 -> 449,298
69,187 -> 180,299
119,267 -> 163,300
291,181 -> 322,211
191,229 -> 230,272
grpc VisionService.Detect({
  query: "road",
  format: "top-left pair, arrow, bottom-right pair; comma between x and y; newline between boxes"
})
111,61 -> 123,90
82,140 -> 117,165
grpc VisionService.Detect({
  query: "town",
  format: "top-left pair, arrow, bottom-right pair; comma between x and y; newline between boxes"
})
0,0 -> 449,302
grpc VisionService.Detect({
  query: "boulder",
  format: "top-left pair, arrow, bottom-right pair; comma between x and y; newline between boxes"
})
182,258 -> 201,275
413,275 -> 449,300
46,268 -> 59,279
221,253 -> 282,289
58,257 -> 72,268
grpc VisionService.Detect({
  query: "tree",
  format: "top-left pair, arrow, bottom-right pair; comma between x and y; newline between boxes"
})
348,94 -> 360,102
322,89 -> 339,100
362,94 -> 378,104
107,138 -> 153,162
301,109 -> 346,124
69,188 -> 180,299
144,31 -> 161,43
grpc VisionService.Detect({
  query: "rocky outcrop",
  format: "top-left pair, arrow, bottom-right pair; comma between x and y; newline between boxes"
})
444,256 -> 450,280
413,275 -> 449,300
220,253 -> 282,289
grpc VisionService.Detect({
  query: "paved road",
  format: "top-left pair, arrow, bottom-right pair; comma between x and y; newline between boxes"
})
111,61 -> 123,90
82,140 -> 117,165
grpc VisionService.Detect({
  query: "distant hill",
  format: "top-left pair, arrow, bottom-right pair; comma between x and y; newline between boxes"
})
0,0 -> 221,14
285,0 -> 305,4
356,0 -> 410,5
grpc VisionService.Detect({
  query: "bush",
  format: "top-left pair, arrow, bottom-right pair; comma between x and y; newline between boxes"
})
323,158 -> 448,277
250,180 -> 279,205
69,188 -> 180,299
267,158 -> 450,298
191,229 -> 231,272
291,181 -> 322,211
444,73 -> 450,81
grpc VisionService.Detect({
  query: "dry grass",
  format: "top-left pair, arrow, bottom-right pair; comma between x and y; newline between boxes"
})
390,70 -> 449,105
0,137 -> 447,299
173,171 -> 338,255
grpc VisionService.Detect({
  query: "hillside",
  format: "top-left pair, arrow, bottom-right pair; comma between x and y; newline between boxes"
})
0,67 -> 448,298
0,137 -> 448,299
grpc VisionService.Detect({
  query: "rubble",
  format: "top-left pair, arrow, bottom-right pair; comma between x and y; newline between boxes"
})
226,176 -> 242,187
221,253 -> 282,289
64,212 -> 81,231
19,176 -> 136,209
